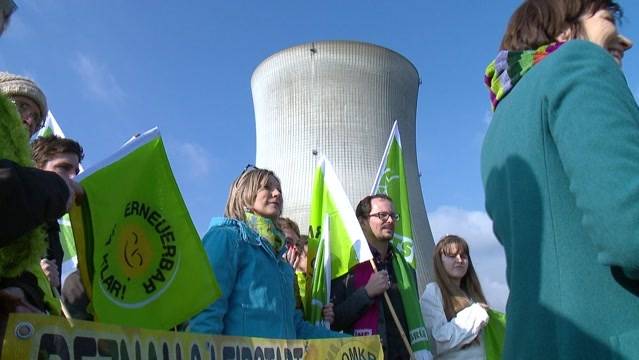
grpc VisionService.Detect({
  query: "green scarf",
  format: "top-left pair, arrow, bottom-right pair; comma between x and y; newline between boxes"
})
244,212 -> 286,253
0,94 -> 48,277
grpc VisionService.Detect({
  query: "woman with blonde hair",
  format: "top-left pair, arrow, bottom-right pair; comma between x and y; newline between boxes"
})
189,166 -> 343,339
420,235 -> 489,359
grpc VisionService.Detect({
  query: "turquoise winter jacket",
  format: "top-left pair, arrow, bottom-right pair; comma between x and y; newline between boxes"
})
189,217 -> 344,339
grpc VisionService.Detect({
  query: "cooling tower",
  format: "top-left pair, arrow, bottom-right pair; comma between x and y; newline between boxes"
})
251,40 -> 435,289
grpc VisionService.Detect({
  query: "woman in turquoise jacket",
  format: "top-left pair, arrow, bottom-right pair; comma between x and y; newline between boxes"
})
189,166 -> 343,339
482,0 -> 638,358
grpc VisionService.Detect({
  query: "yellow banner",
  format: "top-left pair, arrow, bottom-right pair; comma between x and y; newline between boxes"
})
2,314 -> 383,359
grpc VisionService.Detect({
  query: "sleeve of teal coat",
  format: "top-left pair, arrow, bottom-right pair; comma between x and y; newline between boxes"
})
547,41 -> 639,278
188,224 -> 239,334
294,308 -> 349,339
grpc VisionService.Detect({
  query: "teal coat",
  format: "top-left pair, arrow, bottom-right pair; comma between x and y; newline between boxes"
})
189,217 -> 344,339
481,41 -> 639,359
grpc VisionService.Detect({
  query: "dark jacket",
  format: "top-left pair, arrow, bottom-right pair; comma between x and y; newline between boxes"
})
0,159 -> 69,245
331,245 -> 410,360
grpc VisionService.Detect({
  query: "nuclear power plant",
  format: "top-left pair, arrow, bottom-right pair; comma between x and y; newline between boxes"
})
251,40 -> 435,289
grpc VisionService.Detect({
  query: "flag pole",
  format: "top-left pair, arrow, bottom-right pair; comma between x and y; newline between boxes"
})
368,259 -> 415,360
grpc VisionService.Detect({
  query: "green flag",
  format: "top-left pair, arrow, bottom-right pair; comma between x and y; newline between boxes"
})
371,120 -> 419,268
373,121 -> 432,358
308,215 -> 331,327
70,128 -> 220,329
306,155 -> 372,323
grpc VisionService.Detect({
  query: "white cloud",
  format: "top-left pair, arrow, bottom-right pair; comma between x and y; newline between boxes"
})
72,53 -> 125,103
177,142 -> 211,177
429,206 -> 508,311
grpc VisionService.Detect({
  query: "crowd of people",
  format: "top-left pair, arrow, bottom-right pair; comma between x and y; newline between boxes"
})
2,0 -> 639,358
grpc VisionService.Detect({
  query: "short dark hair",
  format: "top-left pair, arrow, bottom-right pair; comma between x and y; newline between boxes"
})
355,194 -> 393,220
500,0 -> 622,51
32,135 -> 84,169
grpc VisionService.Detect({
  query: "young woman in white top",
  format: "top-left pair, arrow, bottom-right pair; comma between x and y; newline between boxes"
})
421,235 -> 489,359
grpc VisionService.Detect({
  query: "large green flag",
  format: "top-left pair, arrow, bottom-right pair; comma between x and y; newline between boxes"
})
372,121 -> 432,359
70,128 -> 220,329
306,156 -> 373,324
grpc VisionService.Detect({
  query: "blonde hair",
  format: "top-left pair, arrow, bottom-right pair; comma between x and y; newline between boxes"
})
433,235 -> 487,320
224,167 -> 282,221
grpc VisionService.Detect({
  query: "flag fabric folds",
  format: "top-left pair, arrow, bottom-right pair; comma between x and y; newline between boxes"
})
306,155 -> 373,324
371,120 -> 418,268
484,309 -> 506,360
373,121 -> 432,358
70,128 -> 220,329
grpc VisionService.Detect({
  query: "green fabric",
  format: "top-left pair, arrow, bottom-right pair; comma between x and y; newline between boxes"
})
244,212 -> 285,252
391,248 -> 431,354
295,271 -> 307,313
0,94 -> 47,277
484,309 -> 506,360
481,40 -> 639,358
306,156 -> 371,323
373,123 -> 432,356
70,129 -> 220,330
372,121 -> 424,268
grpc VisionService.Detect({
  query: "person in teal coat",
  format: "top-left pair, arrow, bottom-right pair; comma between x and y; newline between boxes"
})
189,166 -> 344,339
482,1 -> 639,358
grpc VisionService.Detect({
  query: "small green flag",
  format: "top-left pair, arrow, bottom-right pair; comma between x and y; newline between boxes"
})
306,156 -> 372,323
372,121 -> 432,357
70,128 -> 220,329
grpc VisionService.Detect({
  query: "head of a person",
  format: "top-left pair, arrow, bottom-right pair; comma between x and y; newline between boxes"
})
0,72 -> 48,136
224,166 -> 282,222
355,194 -> 397,243
501,0 -> 631,64
277,217 -> 301,246
433,235 -> 487,320
32,136 -> 84,180
0,0 -> 16,36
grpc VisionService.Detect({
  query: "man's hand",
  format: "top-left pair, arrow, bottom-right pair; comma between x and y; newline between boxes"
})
40,258 -> 60,289
64,177 -> 84,211
365,270 -> 390,298
322,303 -> 335,324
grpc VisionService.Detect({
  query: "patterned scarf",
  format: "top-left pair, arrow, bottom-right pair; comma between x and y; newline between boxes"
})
484,42 -> 564,110
244,212 -> 286,253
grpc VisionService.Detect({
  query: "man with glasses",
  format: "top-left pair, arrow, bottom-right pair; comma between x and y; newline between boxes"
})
331,194 -> 413,359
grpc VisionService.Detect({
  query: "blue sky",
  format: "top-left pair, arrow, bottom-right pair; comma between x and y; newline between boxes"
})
5,1 -> 639,310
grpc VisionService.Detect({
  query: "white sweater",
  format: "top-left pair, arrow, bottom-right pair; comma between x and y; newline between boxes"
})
420,283 -> 488,360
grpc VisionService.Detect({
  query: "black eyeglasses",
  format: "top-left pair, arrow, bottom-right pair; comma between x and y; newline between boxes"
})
368,212 -> 399,222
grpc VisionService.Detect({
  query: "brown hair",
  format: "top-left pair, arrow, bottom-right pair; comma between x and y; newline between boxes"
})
31,135 -> 84,170
500,0 -> 622,51
355,194 -> 393,220
224,166 -> 281,221
277,217 -> 301,238
433,235 -> 487,320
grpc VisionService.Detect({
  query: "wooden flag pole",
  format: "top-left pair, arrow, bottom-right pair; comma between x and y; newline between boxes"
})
368,259 -> 415,360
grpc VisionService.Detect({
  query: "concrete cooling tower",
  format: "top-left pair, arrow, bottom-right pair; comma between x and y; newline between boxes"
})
251,40 -> 435,289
